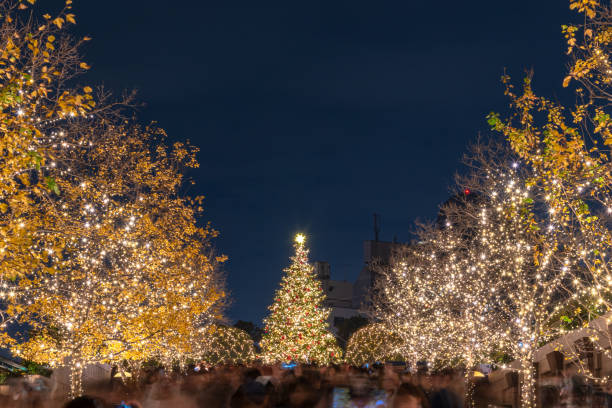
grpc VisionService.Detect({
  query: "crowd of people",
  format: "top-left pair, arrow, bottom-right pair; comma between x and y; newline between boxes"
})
2,363 -> 612,407
0,364 -> 461,408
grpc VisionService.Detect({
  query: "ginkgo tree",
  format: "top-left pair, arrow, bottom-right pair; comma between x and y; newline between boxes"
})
9,122 -> 226,395
0,0 -> 227,396
0,0 -> 96,342
487,0 -> 612,384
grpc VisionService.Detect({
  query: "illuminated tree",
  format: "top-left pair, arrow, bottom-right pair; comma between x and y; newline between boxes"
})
345,323 -> 402,366
563,0 -> 612,101
7,122 -> 226,395
198,325 -> 256,366
376,142 -> 587,407
233,321 -> 263,344
486,0 -> 612,388
452,145 -> 589,407
0,0 -> 96,341
374,240 -> 455,368
454,148 -> 575,407
260,234 -> 341,365
0,1 -> 227,396
374,216 -> 501,372
336,315 -> 368,349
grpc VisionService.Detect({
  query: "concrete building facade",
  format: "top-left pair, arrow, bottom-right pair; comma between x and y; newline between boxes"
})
315,238 -> 405,333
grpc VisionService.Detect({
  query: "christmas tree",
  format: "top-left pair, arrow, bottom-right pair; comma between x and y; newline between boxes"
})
260,234 -> 341,364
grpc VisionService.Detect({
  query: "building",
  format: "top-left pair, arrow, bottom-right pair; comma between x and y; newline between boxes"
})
315,226 -> 406,333
314,261 -> 357,332
352,239 -> 404,311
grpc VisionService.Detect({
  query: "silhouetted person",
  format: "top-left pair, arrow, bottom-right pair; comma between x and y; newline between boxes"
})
394,383 -> 429,408
63,395 -> 107,408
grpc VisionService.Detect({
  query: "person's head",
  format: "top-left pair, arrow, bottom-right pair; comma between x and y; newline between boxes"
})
415,372 -> 432,390
230,380 -> 269,408
348,370 -> 371,398
63,395 -> 106,408
540,386 -> 560,407
393,383 -> 425,408
287,377 -> 319,408
301,369 -> 322,389
380,369 -> 400,393
243,368 -> 262,382
429,370 -> 444,389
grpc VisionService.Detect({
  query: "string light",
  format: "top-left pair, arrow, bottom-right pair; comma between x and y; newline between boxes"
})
375,149 -> 587,407
260,235 -> 342,365
0,4 -> 227,395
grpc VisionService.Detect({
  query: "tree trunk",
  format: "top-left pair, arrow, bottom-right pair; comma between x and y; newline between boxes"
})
520,357 -> 536,408
464,368 -> 476,408
69,359 -> 83,398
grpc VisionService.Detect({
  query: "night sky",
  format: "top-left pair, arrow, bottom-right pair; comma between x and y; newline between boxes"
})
69,1 -> 574,325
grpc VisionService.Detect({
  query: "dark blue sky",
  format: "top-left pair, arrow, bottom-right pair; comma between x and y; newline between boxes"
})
70,1 -> 574,324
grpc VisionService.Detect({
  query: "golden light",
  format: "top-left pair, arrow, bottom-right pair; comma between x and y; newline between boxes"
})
295,233 -> 305,244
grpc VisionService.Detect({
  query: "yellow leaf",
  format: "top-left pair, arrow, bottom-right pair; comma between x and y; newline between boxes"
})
66,14 -> 76,24
27,0 -> 36,4
83,86 -> 92,93
47,35 -> 55,42
18,4 -> 28,10
83,36 -> 92,41
563,76 -> 572,88
585,28 -> 593,38
42,14 -> 51,20
52,17 -> 63,28
79,62 -> 90,70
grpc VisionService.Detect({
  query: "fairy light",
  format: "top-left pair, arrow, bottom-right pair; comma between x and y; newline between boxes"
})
374,153 -> 587,407
345,323 -> 403,366
260,235 -> 342,364
193,325 -> 256,366
3,92 -> 226,396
